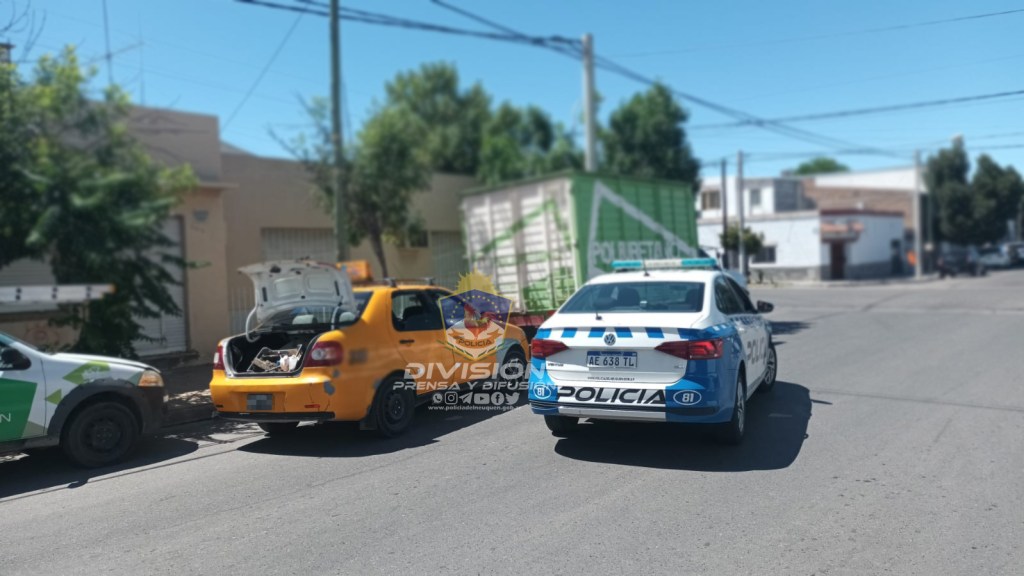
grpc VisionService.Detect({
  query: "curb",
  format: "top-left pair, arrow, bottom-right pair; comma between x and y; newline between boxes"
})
163,403 -> 217,427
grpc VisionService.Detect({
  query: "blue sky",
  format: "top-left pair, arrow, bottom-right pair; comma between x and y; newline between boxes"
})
8,0 -> 1024,178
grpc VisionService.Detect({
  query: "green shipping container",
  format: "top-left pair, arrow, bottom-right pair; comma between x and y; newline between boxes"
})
460,171 -> 698,316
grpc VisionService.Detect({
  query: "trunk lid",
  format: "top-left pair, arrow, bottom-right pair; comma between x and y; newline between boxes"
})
539,313 -> 708,385
240,260 -> 357,326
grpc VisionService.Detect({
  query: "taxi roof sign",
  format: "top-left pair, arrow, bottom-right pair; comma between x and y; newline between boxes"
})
337,260 -> 373,284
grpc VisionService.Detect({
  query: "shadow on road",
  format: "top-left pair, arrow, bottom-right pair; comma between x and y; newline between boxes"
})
770,320 -> 811,336
0,437 -> 198,500
552,381 -> 812,472
0,419 -> 256,500
239,394 -> 525,458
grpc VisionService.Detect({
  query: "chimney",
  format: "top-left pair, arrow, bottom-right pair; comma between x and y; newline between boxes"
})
0,43 -> 13,65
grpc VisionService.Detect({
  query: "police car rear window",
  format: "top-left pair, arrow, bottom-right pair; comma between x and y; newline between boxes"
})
560,282 -> 705,313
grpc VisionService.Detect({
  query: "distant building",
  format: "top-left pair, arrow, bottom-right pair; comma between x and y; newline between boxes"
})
696,168 -> 919,282
0,105 -> 475,360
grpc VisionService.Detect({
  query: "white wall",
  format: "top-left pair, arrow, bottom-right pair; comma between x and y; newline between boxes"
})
814,166 -> 919,191
846,214 -> 905,265
698,212 -> 822,268
697,176 -> 776,220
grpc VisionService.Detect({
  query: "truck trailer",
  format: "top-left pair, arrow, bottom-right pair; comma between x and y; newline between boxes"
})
460,171 -> 699,330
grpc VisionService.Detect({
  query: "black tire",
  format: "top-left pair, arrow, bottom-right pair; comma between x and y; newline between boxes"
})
544,415 -> 579,438
371,376 -> 416,438
61,401 -> 140,468
497,349 -> 527,393
258,422 -> 300,435
758,345 -> 778,394
717,370 -> 746,446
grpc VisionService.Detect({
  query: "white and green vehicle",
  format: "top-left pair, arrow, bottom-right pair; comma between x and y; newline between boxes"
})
461,171 -> 699,328
0,331 -> 166,467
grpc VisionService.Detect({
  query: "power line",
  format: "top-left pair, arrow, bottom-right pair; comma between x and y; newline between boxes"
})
609,7 -> 1024,59
234,0 -> 574,47
427,1 -> 899,158
223,11 -> 304,130
692,89 -> 1024,129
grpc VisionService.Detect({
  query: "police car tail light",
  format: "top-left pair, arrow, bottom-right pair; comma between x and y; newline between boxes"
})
531,338 -> 568,359
655,339 -> 723,360
306,340 -> 344,367
213,343 -> 225,370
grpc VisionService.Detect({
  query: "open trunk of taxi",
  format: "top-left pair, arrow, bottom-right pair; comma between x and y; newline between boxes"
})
224,260 -> 358,377
224,329 -> 322,376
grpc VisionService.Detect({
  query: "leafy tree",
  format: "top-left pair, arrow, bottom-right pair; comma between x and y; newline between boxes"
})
601,83 -> 701,190
477,103 -> 582,184
720,224 -> 765,270
0,49 -> 195,356
969,155 -> 1023,244
384,62 -> 490,175
347,106 -> 431,277
926,141 -> 1022,245
791,156 -> 849,175
281,101 -> 429,277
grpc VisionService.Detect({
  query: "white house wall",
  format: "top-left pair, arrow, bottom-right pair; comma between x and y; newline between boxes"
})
698,212 -> 822,269
846,214 -> 905,266
813,166 -> 918,191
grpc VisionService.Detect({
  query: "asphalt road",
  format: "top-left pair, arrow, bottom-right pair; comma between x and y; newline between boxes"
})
3,271 -> 1023,575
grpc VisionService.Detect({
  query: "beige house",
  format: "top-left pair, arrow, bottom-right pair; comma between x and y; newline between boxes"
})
0,106 -> 475,362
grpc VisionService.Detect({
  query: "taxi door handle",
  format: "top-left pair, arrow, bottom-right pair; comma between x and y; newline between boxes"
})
399,339 -> 415,345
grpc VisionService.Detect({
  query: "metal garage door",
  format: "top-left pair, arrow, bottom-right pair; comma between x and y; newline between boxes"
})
430,231 -> 466,290
133,217 -> 188,357
261,228 -> 335,262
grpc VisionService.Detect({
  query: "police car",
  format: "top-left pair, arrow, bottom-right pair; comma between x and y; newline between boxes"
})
527,258 -> 777,444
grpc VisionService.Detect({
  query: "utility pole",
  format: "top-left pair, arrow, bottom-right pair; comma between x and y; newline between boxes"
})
913,150 -> 923,278
737,150 -> 746,278
720,158 -> 729,269
330,0 -> 349,261
582,33 -> 597,172
102,0 -> 114,86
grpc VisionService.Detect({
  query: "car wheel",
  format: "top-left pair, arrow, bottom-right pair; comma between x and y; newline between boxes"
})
498,349 -> 527,393
61,401 -> 140,468
372,376 -> 416,438
544,415 -> 579,438
258,422 -> 300,435
758,345 -> 777,394
717,371 -> 746,445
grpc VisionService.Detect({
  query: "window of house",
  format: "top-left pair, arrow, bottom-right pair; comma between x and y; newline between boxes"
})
749,188 -> 762,207
753,245 -> 777,264
701,190 -> 721,210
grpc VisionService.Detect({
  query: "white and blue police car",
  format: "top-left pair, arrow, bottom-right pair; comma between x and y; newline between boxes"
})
528,258 -> 777,444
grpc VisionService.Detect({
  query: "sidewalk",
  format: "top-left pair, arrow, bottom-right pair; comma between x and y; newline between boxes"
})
161,363 -> 216,427
755,273 -> 939,289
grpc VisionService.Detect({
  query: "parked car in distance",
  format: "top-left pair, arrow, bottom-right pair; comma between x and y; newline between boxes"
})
978,247 -> 1012,269
1001,242 -> 1024,266
936,245 -> 987,278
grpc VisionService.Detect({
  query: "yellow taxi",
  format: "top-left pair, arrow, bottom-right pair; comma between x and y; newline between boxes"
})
209,260 -> 529,437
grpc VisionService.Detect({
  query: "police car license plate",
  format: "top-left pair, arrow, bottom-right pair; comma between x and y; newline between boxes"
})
247,394 -> 273,411
586,351 -> 638,370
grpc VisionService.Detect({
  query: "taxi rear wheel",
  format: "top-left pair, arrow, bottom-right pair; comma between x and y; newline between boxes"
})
372,377 -> 416,438
258,422 -> 300,435
544,415 -> 579,438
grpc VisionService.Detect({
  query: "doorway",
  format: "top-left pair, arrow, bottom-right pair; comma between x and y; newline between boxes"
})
829,242 -> 847,280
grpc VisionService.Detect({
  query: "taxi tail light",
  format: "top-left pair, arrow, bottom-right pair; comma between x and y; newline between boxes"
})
655,339 -> 723,360
306,340 -> 343,367
213,343 -> 226,370
531,338 -> 568,359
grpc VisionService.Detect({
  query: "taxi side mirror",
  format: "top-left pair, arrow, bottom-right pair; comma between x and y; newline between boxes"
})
0,348 -> 32,371
756,301 -> 774,314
